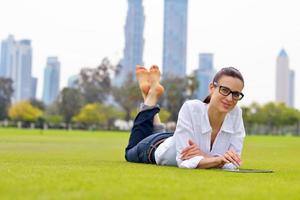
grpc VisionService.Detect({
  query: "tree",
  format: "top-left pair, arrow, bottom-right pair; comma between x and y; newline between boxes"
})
112,74 -> 141,121
161,77 -> 188,121
186,71 -> 199,99
0,77 -> 14,120
58,88 -> 84,127
242,102 -> 300,135
73,103 -> 124,130
29,98 -> 45,111
8,101 -> 43,125
73,103 -> 105,129
158,108 -> 171,123
79,57 -> 116,103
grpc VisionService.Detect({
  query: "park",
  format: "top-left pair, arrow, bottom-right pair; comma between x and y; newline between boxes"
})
0,128 -> 299,199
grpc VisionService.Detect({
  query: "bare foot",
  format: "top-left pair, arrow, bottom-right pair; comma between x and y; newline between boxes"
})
136,65 -> 150,100
149,65 -> 164,98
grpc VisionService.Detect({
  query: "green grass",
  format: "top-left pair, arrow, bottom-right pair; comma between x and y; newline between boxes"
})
0,128 -> 300,200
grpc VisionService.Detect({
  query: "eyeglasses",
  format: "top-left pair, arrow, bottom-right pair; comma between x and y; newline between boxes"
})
213,82 -> 244,101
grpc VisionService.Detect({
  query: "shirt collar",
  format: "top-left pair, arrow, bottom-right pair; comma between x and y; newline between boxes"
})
201,104 -> 235,134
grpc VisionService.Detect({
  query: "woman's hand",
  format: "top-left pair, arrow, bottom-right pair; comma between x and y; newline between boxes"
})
215,156 -> 231,168
180,139 -> 206,160
223,149 -> 242,167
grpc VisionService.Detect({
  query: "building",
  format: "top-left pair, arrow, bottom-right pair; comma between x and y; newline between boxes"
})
195,53 -> 215,100
275,49 -> 295,107
288,70 -> 295,107
115,0 -> 145,86
31,77 -> 38,99
42,57 -> 60,105
67,74 -> 79,89
0,35 -> 33,102
0,35 -> 15,78
162,0 -> 188,79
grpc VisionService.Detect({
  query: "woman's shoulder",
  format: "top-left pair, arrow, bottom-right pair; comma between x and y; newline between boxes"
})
182,99 -> 207,113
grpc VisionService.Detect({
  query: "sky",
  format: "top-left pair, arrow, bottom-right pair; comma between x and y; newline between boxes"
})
0,0 -> 300,108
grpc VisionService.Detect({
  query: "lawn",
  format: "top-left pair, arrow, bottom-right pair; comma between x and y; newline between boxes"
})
0,128 -> 299,200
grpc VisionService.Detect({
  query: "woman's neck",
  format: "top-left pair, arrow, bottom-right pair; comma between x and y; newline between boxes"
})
207,104 -> 226,130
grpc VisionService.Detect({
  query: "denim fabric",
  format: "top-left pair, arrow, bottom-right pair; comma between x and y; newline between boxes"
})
125,107 -> 173,164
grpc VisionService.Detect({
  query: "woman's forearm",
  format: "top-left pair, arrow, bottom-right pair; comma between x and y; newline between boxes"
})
196,157 -> 221,169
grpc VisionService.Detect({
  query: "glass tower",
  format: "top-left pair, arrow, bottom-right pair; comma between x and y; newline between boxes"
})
42,57 -> 60,105
163,0 -> 188,79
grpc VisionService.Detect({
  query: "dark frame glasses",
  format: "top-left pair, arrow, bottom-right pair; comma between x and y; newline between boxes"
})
213,82 -> 244,101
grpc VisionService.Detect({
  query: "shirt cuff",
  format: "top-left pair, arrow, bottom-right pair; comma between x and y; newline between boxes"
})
222,163 -> 239,170
179,156 -> 204,169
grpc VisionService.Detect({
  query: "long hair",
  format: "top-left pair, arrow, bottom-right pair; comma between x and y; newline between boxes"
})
203,67 -> 244,104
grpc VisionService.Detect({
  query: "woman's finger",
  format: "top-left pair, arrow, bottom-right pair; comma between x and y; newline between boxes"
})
227,150 -> 241,165
181,145 -> 194,154
181,149 -> 203,160
220,156 -> 231,164
184,149 -> 202,157
224,153 -> 236,165
225,152 -> 240,167
229,150 -> 241,163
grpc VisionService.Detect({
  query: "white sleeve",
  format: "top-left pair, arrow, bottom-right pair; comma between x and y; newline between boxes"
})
174,102 -> 204,169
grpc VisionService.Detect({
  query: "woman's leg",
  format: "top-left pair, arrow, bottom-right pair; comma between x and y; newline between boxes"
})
125,65 -> 164,150
136,65 -> 163,127
148,65 -> 165,133
125,65 -> 165,162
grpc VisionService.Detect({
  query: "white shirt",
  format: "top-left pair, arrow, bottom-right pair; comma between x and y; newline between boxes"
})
155,99 -> 246,169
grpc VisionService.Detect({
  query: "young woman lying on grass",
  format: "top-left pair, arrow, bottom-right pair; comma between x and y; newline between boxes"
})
125,65 -> 245,169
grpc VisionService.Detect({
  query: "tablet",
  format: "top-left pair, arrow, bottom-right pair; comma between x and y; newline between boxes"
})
222,168 -> 273,173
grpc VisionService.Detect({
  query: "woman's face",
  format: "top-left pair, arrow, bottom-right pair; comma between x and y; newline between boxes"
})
208,75 -> 244,113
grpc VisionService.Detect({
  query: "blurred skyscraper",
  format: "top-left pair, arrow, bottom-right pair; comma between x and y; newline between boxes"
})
67,74 -> 79,89
275,49 -> 295,107
31,77 -> 38,99
115,0 -> 145,86
162,0 -> 188,79
289,70 -> 295,107
0,35 -> 33,102
195,53 -> 215,101
43,57 -> 60,105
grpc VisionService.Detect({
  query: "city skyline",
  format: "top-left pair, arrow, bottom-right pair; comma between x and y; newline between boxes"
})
1,0 -> 300,108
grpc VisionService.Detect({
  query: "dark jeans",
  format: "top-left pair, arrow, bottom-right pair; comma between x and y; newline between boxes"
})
125,107 -> 173,164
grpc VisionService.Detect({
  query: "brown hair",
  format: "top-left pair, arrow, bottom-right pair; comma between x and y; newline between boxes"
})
203,67 -> 244,104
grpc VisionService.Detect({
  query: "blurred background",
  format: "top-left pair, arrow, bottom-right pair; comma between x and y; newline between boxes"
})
0,0 -> 300,134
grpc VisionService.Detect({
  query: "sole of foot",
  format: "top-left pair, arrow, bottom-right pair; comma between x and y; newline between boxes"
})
136,65 -> 150,96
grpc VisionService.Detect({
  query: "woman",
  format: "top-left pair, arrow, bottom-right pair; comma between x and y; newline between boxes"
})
125,65 -> 245,169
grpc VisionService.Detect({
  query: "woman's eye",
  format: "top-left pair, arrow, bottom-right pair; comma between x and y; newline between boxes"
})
221,88 -> 230,94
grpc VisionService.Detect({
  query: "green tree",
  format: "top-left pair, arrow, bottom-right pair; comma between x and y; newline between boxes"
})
58,88 -> 84,128
161,77 -> 187,121
242,102 -> 300,135
43,101 -> 63,127
73,103 -> 124,130
29,98 -> 45,111
186,71 -> 199,99
73,103 -> 104,129
8,101 -> 43,125
79,58 -> 116,103
0,77 -> 14,120
112,74 -> 141,121
158,108 -> 171,123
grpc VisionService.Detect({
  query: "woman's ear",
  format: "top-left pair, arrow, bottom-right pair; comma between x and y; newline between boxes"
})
208,82 -> 215,94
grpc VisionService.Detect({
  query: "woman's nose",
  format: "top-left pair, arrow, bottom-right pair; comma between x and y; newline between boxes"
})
225,93 -> 234,101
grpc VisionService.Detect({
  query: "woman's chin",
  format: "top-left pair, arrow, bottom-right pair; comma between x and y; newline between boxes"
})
219,105 -> 231,113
